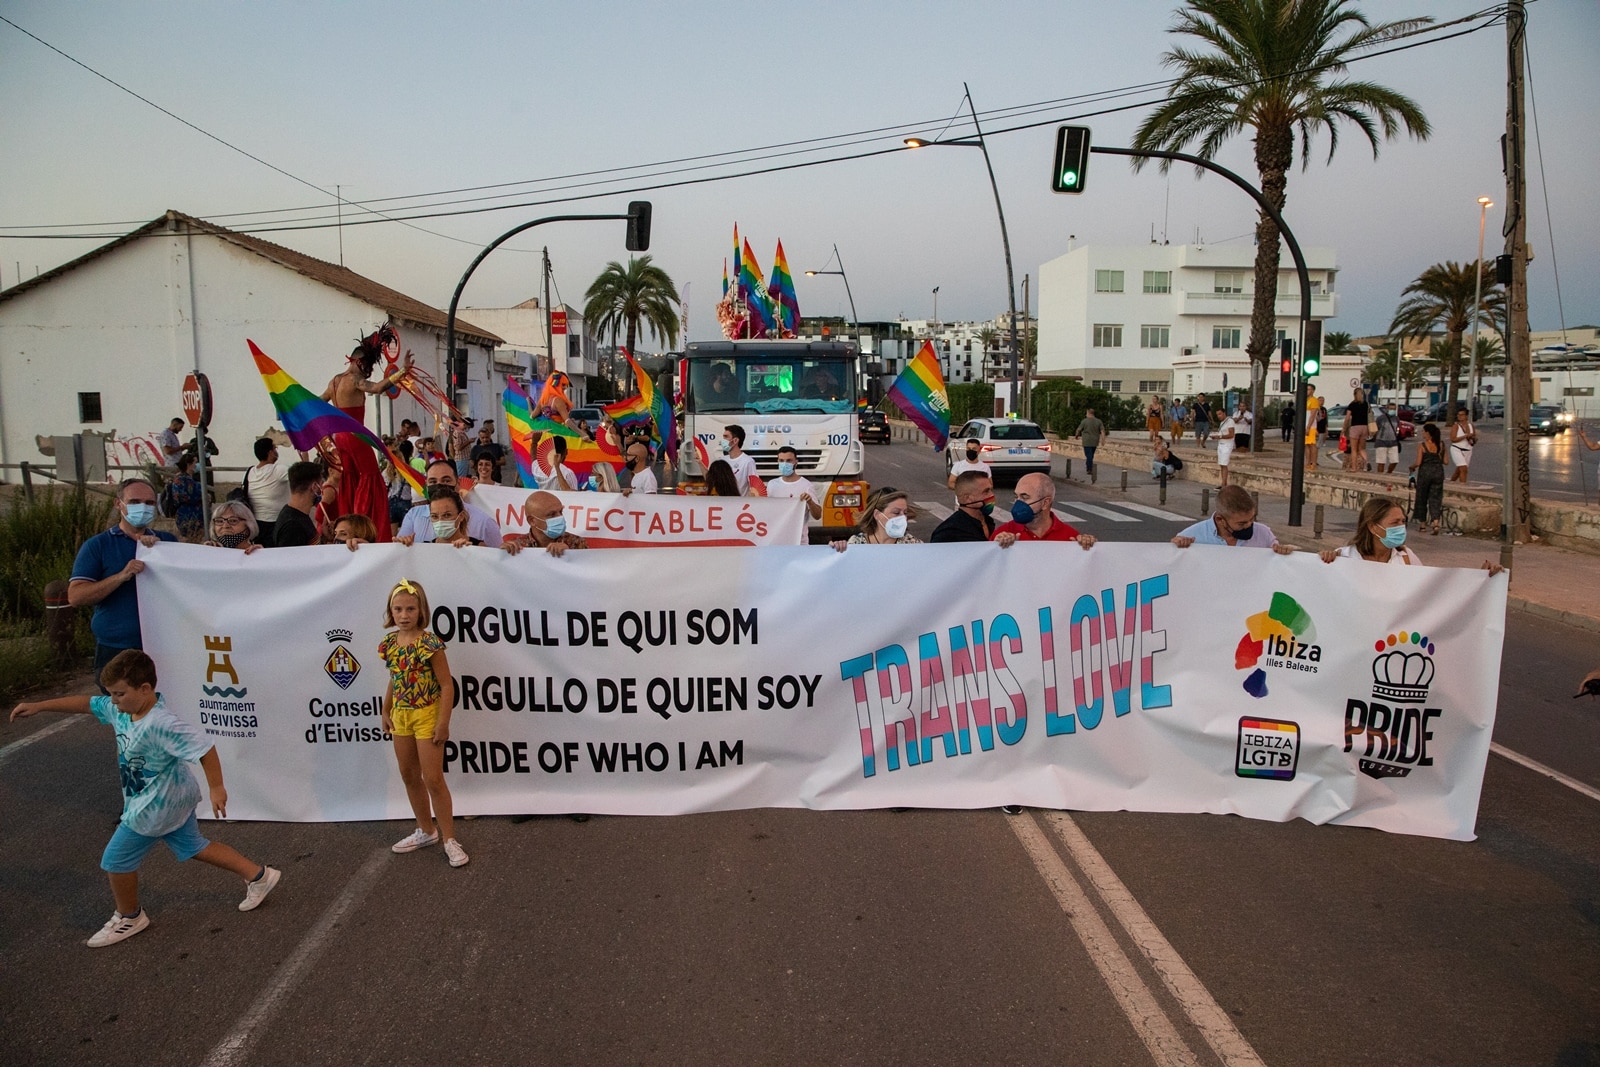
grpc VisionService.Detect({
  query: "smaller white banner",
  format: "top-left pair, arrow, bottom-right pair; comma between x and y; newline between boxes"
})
465,484 -> 807,547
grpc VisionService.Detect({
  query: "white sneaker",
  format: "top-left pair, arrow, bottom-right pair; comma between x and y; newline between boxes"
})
238,866 -> 281,912
392,828 -> 439,854
87,910 -> 149,948
443,839 -> 470,868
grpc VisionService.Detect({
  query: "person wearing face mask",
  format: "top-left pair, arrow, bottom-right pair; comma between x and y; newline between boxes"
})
398,460 -> 503,546
203,501 -> 263,555
621,442 -> 658,495
502,491 -> 589,558
1371,401 -> 1402,474
396,486 -> 480,548
992,473 -> 1096,549
1319,497 -> 1503,574
946,437 -> 991,489
273,461 -> 326,547
931,471 -> 998,543
830,489 -> 921,549
69,478 -> 179,679
1074,409 -> 1106,478
766,445 -> 819,518
720,424 -> 758,495
1171,485 -> 1293,553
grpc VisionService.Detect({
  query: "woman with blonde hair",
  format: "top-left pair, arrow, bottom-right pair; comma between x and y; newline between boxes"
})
831,488 -> 920,550
203,500 -> 262,555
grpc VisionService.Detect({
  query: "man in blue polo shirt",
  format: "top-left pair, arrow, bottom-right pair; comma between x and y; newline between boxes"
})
70,479 -> 178,677
1171,485 -> 1295,555
397,459 -> 503,546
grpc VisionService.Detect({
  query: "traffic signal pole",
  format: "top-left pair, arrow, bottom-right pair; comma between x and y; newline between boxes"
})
1089,145 -> 1314,524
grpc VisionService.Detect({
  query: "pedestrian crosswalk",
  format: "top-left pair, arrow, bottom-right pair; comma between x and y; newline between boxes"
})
913,500 -> 1191,526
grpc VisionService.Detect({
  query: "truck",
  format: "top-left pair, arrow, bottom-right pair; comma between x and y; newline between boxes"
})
675,340 -> 869,537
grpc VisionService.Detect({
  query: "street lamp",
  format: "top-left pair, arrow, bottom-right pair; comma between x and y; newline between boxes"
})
803,242 -> 859,341
904,81 -> 1020,414
1466,196 -> 1494,414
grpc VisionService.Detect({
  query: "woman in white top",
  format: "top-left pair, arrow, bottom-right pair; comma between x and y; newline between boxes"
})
1448,407 -> 1477,482
1320,497 -> 1502,573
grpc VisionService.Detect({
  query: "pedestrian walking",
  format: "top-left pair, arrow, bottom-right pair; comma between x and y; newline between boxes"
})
1410,423 -> 1446,535
1075,409 -> 1106,477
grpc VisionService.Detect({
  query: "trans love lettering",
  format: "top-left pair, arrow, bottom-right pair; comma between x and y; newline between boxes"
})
839,574 -> 1172,778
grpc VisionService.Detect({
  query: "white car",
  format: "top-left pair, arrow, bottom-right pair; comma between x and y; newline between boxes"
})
948,418 -> 1054,483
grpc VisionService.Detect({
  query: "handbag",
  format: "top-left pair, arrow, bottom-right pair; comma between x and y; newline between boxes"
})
226,466 -> 252,508
1366,416 -> 1378,434
1338,433 -> 1349,453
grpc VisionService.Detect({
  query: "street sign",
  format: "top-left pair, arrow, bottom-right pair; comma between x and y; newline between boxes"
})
552,310 -> 568,335
182,371 -> 213,429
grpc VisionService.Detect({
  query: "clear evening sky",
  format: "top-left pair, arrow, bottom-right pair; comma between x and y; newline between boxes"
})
2,1 -> 1594,348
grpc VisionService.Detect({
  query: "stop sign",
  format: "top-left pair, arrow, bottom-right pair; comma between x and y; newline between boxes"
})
182,372 -> 213,429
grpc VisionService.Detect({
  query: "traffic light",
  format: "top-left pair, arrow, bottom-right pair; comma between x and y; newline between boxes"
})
449,348 -> 468,389
1051,126 -> 1091,194
1302,319 -> 1322,378
1278,338 -> 1294,393
626,201 -> 652,251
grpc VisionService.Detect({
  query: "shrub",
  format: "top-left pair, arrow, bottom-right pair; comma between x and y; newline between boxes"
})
1030,381 -> 1143,436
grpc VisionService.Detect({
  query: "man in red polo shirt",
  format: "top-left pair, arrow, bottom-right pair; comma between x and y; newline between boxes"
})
992,472 -> 1096,549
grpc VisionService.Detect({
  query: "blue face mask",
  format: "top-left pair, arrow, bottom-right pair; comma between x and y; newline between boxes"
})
543,516 -> 567,539
719,439 -> 732,454
777,462 -> 796,477
1380,524 -> 1407,549
1010,499 -> 1036,525
124,502 -> 156,528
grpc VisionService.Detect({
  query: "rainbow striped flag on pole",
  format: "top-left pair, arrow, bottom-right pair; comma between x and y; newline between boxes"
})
768,240 -> 800,337
502,378 -> 539,487
886,340 -> 951,451
249,340 -> 424,494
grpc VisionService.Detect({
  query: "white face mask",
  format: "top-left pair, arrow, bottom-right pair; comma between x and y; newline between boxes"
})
883,514 -> 908,539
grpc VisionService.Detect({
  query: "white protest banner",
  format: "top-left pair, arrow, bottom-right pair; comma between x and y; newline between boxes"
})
466,484 -> 807,546
138,541 -> 1507,840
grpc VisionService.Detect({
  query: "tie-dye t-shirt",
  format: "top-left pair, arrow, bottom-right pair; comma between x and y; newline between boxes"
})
90,695 -> 211,836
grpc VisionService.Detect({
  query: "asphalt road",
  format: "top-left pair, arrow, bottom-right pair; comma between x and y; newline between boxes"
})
2,442 -> 1597,1066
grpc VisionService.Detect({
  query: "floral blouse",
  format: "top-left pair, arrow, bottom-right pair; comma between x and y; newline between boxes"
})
378,631 -> 446,710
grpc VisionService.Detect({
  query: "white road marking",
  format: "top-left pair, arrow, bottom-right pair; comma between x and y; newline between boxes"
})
0,716 -> 80,768
1042,812 -> 1267,1067
1053,508 -> 1089,523
201,847 -> 390,1067
1070,503 -> 1141,523
916,501 -> 953,520
1008,813 -> 1202,1067
1113,501 -> 1192,522
1491,742 -> 1600,803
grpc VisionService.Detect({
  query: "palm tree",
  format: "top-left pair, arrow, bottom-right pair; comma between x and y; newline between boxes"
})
1389,261 -> 1505,416
1396,348 -> 1434,408
1132,0 -> 1431,447
1361,345 -> 1395,389
1324,330 -> 1354,356
583,256 -> 681,389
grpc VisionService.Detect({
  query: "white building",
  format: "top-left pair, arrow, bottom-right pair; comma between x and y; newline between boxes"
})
460,298 -> 603,405
0,211 -> 503,474
1037,242 -> 1358,401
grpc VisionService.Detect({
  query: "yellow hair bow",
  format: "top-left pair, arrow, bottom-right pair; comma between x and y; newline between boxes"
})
396,578 -> 417,595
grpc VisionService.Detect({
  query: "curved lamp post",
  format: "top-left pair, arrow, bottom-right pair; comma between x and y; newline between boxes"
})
803,242 -> 859,340
1466,196 -> 1494,412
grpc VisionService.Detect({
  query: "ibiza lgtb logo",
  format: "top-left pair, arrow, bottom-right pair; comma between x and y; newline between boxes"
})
1344,630 -> 1441,780
324,629 -> 361,690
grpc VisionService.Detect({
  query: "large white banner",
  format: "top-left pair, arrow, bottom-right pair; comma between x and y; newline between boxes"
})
465,484 -> 807,546
137,541 -> 1508,840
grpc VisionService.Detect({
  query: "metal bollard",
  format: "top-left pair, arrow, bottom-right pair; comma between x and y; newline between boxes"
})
1159,468 -> 1168,505
20,460 -> 34,504
1200,486 -> 1210,516
1251,490 -> 1260,513
1313,505 -> 1324,539
1120,470 -> 1127,493
1064,459 -> 1072,481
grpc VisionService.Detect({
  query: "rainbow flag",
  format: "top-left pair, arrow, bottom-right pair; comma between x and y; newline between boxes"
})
887,340 -> 951,451
602,348 -> 673,457
768,240 -> 800,337
740,239 -> 774,338
523,414 -> 623,479
502,379 -> 538,487
722,257 -> 729,298
248,340 -> 424,494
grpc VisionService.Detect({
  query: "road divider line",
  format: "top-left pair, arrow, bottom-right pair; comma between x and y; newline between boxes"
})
1490,742 -> 1600,803
0,717 -> 80,769
1042,812 -> 1266,1067
201,847 -> 389,1067
915,500 -> 953,520
1007,812 -> 1202,1067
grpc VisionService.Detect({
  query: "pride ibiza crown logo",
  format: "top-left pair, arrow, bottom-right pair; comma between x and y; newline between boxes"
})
1233,592 -> 1320,698
1345,629 -> 1442,780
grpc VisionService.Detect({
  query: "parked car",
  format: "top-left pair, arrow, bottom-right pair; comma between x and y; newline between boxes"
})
948,417 -> 1053,482
1412,399 -> 1484,424
1486,398 -> 1504,419
858,409 -> 890,444
567,406 -> 605,431
1530,404 -> 1566,435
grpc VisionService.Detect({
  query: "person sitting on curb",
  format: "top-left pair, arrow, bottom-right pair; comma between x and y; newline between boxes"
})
1171,485 -> 1294,554
1151,437 -> 1184,480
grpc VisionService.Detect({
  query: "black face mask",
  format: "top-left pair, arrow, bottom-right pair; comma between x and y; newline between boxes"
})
966,449 -> 979,460
1219,516 -> 1254,542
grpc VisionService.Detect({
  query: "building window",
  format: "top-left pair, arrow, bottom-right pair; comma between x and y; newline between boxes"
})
1142,271 -> 1171,294
1140,325 -> 1171,349
1139,379 -> 1169,394
1214,271 -> 1245,294
1091,379 -> 1123,393
1094,269 -> 1124,293
1565,387 -> 1594,396
1213,327 -> 1242,349
1093,324 -> 1123,348
78,392 -> 103,423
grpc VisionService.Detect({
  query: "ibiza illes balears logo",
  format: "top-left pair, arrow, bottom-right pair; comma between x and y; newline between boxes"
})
1344,630 -> 1442,780
196,635 -> 258,738
324,629 -> 361,690
1233,592 -> 1320,698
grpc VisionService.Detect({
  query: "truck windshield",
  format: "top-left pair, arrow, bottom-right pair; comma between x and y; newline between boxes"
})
688,356 -> 856,414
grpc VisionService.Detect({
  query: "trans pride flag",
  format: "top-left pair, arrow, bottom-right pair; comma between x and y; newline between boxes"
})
886,340 -> 950,451
248,340 -> 424,494
767,240 -> 800,337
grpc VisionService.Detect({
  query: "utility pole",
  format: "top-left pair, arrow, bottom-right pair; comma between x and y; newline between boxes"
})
542,247 -> 554,383
1502,0 -> 1532,556
1020,273 -> 1033,418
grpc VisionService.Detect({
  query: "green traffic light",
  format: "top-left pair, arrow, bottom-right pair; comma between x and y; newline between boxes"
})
1061,170 -> 1078,185
1303,357 -> 1320,376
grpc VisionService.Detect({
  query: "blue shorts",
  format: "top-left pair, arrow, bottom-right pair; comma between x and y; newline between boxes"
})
101,812 -> 210,873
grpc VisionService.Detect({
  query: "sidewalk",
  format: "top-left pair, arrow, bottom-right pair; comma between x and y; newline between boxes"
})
1060,431 -> 1600,634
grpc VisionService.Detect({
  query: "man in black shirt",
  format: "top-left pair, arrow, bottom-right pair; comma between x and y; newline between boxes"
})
469,426 -> 507,482
930,471 -> 998,543
273,461 -> 324,547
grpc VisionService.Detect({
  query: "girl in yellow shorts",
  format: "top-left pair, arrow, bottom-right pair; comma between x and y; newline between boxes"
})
379,578 -> 468,867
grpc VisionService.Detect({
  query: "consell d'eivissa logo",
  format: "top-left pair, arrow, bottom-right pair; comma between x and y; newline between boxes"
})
1345,629 -> 1442,780
196,634 -> 257,738
306,627 -> 387,745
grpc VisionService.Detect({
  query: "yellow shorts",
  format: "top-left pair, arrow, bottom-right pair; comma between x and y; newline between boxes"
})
390,703 -> 439,739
